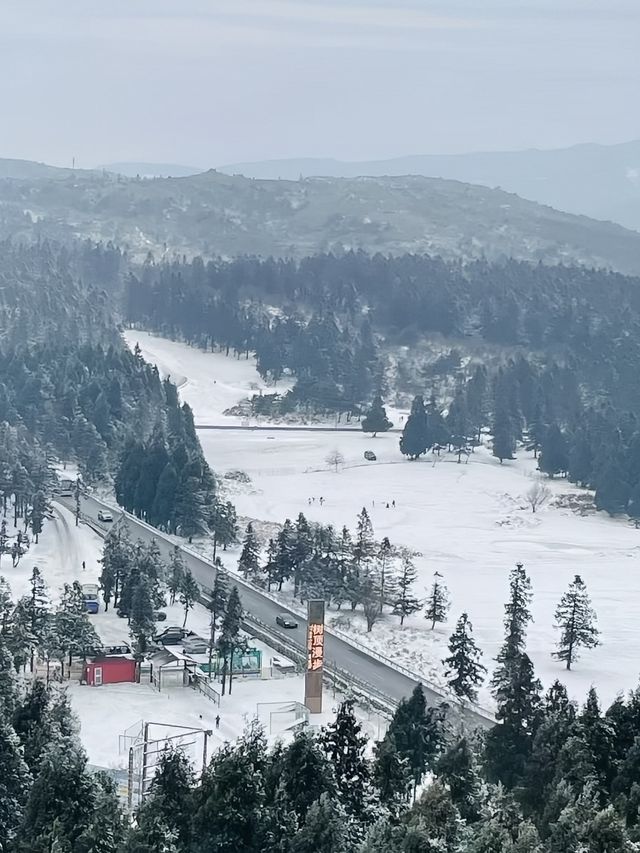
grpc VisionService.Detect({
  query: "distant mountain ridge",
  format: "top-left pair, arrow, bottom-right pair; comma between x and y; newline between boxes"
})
220,140 -> 640,232
2,160 -> 640,274
97,161 -> 204,178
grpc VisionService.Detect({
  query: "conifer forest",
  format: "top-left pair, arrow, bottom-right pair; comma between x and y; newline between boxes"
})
2,4 -> 640,850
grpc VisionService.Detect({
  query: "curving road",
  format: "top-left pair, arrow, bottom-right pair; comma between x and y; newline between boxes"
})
59,493 -> 494,731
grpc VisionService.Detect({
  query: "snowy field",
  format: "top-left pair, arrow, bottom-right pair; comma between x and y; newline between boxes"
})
125,330 -> 640,710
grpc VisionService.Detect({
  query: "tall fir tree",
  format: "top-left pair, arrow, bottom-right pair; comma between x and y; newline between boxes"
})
399,395 -> 429,460
424,571 -> 450,630
320,699 -> 370,819
361,395 -> 393,437
238,523 -> 261,582
553,574 -> 600,670
443,613 -> 487,701
179,569 -> 200,628
391,553 -> 422,626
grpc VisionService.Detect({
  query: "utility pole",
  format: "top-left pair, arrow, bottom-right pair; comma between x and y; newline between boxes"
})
74,477 -> 81,527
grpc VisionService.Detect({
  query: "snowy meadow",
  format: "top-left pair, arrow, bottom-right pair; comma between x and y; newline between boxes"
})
125,330 -> 640,709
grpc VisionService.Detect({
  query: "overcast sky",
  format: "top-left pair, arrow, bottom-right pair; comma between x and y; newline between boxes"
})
1,0 -> 638,168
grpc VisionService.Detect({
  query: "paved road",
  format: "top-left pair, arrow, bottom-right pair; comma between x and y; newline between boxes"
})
60,494 -> 494,731
195,424 -> 402,433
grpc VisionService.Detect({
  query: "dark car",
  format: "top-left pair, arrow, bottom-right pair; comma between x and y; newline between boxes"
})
154,626 -> 188,645
364,450 -> 377,461
276,613 -> 298,629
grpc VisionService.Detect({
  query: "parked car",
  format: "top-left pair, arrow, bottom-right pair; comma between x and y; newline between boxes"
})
153,610 -> 167,622
97,510 -> 113,522
182,636 -> 210,655
276,613 -> 298,629
154,626 -> 188,645
364,450 -> 377,461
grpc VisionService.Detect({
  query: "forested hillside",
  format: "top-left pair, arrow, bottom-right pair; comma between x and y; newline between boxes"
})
3,164 -> 640,272
127,251 -> 640,516
0,240 -> 218,538
4,565 -> 640,852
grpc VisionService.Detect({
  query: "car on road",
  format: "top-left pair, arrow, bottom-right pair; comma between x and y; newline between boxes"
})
153,610 -> 167,622
97,510 -> 113,522
182,635 -> 210,655
364,450 -> 377,461
276,613 -> 298,629
154,626 -> 189,645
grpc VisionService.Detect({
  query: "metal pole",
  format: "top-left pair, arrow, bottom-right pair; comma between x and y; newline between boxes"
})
141,722 -> 150,799
127,747 -> 134,812
202,730 -> 211,773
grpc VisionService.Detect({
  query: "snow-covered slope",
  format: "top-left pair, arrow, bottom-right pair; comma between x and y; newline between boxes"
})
127,332 -> 640,708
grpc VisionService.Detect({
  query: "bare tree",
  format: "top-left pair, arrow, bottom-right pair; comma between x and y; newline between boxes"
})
525,481 -> 551,514
325,449 -> 345,473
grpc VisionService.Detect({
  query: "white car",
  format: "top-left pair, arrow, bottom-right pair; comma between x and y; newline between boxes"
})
97,510 -> 113,523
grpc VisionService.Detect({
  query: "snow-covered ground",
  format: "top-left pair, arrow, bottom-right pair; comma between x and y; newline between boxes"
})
123,329 -> 294,426
125,330 -> 640,710
12,502 -> 385,770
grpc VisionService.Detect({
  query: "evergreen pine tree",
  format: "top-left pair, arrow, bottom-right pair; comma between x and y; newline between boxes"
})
129,578 -> 156,662
0,636 -> 18,716
320,699 -> 370,818
491,562 -> 533,693
211,501 -> 238,556
29,490 -> 47,544
361,395 -> 393,437
436,736 -> 483,823
193,722 -> 268,853
391,553 -> 422,625
19,733 -> 96,850
238,523 -> 261,581
207,566 -> 227,663
443,613 -> 487,701
134,747 -> 195,850
99,524 -> 131,611
279,729 -> 336,822
492,371 -> 517,463
291,792 -> 347,853
539,423 -> 569,478
353,507 -> 375,570
399,395 -> 429,460
179,569 -> 200,628
0,719 -> 31,848
218,585 -> 242,695
386,685 -> 446,801
167,549 -> 185,606
553,574 -> 600,670
73,773 -> 127,853
424,571 -> 450,629
375,536 -> 393,615
372,733 -> 410,811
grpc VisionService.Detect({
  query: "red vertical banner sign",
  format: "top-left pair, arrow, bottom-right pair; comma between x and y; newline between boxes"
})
304,599 -> 325,713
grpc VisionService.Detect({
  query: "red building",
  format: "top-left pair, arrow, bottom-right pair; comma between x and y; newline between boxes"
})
84,656 -> 137,686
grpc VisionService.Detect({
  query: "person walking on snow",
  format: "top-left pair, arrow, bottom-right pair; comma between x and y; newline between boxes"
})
215,714 -> 220,729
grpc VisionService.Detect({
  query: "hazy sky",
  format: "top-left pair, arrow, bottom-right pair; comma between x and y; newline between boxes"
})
1,0 -> 638,168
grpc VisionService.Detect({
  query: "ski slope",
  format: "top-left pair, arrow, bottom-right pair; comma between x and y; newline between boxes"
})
125,330 -> 640,709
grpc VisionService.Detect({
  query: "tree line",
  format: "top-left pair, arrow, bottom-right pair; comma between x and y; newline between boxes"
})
0,239 -> 232,540
3,636 -> 640,851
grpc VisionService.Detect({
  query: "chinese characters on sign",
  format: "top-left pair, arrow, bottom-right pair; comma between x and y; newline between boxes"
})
304,598 -> 325,713
307,623 -> 324,671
